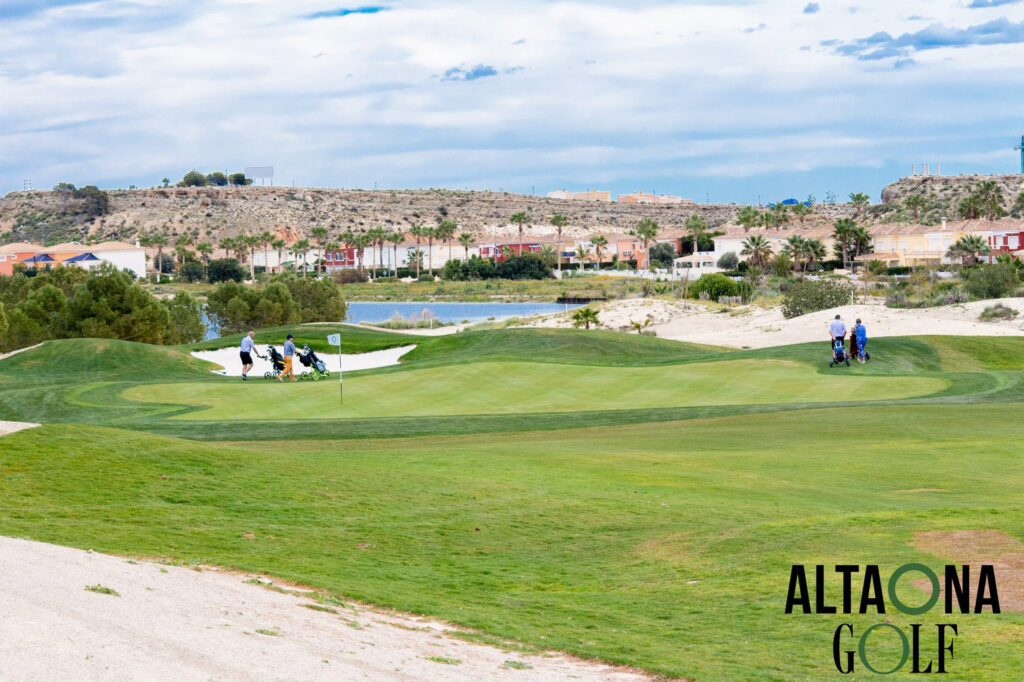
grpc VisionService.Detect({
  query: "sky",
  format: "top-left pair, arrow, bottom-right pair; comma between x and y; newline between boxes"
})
1,1 -> 1023,204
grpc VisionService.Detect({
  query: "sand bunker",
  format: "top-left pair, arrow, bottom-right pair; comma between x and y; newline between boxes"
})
0,421 -> 40,437
191,345 -> 416,377
0,536 -> 650,681
524,297 -> 1024,349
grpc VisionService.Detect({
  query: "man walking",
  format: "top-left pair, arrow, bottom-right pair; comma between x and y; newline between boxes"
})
239,331 -> 256,381
828,314 -> 847,346
279,333 -> 298,382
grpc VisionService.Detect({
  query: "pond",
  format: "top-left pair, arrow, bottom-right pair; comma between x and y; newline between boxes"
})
345,301 -> 581,324
201,302 -> 579,341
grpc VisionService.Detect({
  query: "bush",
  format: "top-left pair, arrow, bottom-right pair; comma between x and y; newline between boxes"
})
736,280 -> 754,302
162,291 -> 205,343
442,257 -> 497,281
963,263 -> 1019,301
782,278 -> 853,318
179,260 -> 205,283
979,303 -> 1019,321
153,253 -> 175,274
331,269 -> 369,284
71,185 -> 110,218
179,170 -> 208,187
207,258 -> 245,283
495,254 -> 552,280
689,273 -> 738,302
416,274 -> 436,282
886,266 -> 913,276
716,251 -> 739,270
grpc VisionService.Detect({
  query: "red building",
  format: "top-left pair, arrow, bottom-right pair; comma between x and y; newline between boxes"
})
322,247 -> 359,270
987,229 -> 1024,260
477,242 -> 543,263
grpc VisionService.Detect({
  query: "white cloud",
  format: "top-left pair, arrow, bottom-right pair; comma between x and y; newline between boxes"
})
1,0 -> 1023,199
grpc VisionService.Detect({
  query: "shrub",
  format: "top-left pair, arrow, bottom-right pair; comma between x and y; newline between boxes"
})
716,251 -> 739,270
179,170 -> 208,187
162,291 -> 204,343
332,269 -> 369,284
736,280 -> 754,302
179,260 -> 205,283
887,266 -> 913,276
442,256 -> 496,281
979,303 -> 1019,321
963,263 -> 1019,301
207,258 -> 245,283
495,254 -> 552,280
782,278 -> 853,318
690,273 -> 739,302
944,289 -> 969,305
416,274 -> 435,282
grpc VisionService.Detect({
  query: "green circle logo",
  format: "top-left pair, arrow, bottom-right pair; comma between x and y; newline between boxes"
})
858,623 -> 910,675
888,562 -> 939,615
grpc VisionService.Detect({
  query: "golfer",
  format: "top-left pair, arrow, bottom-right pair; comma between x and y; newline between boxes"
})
279,334 -> 298,382
828,314 -> 847,347
855,318 -> 868,364
239,331 -> 256,381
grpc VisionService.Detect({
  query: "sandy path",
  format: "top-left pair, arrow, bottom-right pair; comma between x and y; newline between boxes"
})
0,536 -> 651,682
524,297 -> 1024,349
0,342 -> 44,362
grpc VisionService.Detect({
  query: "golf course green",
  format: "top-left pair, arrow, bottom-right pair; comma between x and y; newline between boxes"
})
2,327 -> 1023,679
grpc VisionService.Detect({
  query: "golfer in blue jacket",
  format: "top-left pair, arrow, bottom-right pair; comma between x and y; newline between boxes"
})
854,319 -> 868,364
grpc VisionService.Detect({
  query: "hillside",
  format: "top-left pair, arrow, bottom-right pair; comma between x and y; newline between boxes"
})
873,173 -> 1024,225
0,186 -> 853,246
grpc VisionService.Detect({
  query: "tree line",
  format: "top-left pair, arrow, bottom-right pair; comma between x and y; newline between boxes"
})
0,264 -> 204,353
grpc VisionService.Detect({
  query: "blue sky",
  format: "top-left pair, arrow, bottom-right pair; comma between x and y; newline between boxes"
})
1,1 -> 1023,204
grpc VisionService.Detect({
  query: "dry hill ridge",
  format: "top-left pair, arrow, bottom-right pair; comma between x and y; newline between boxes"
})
0,186 -> 855,246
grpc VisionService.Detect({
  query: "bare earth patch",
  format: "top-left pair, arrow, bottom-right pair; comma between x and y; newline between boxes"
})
913,530 -> 1024,612
0,536 -> 655,681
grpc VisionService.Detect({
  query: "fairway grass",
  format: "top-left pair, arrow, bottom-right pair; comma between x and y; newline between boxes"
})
1,329 -> 1022,679
125,358 -> 948,420
3,406 -> 1024,680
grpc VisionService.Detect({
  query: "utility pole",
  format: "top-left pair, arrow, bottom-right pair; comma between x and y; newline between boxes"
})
1015,135 -> 1024,174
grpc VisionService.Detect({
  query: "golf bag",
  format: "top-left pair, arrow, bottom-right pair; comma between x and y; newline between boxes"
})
829,338 -> 850,367
263,345 -> 286,379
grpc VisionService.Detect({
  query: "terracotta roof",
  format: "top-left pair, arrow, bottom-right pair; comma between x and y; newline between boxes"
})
41,242 -> 89,254
0,242 -> 39,254
90,241 -> 142,251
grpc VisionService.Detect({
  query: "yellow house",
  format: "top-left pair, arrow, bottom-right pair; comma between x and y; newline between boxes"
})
862,220 -> 996,267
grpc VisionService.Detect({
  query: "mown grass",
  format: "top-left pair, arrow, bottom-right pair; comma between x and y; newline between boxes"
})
1,330 -> 1023,679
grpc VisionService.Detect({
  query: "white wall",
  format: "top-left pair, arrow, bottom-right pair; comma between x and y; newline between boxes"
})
96,249 -> 146,279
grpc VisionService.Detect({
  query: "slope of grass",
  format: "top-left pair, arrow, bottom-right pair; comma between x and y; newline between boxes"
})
186,323 -> 411,354
2,412 -> 1023,680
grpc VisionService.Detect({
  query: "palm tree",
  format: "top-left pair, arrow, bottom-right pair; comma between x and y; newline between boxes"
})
196,241 -> 213,278
772,252 -> 794,278
436,219 -> 457,265
791,203 -> 812,225
737,206 -> 760,232
685,215 -> 708,257
782,235 -> 808,276
388,231 -> 405,276
770,203 -> 790,228
293,238 -> 311,276
550,214 -> 568,272
509,212 -> 530,255
458,232 -> 475,262
310,226 -> 328,274
173,234 -> 192,268
148,232 -> 169,281
366,227 -> 385,278
408,224 -> 426,278
425,226 -> 437,277
258,231 -> 273,275
849,192 -> 871,219
161,177 -> 170,187
324,240 -> 340,274
350,233 -> 370,273
571,307 -> 599,330
832,218 -> 856,269
628,217 -> 658,270
629,318 -> 652,335
850,226 -> 873,261
245,234 -> 262,281
947,234 -> 991,267
591,235 -> 608,270
271,238 -> 286,273
740,235 -> 773,268
976,180 -> 1005,221
575,245 -> 591,270
804,238 -> 827,272
904,195 -> 926,222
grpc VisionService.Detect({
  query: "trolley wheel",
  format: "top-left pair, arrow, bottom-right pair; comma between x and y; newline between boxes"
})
263,371 -> 272,379
829,361 -> 834,367
845,358 -> 850,366
322,369 -> 330,378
